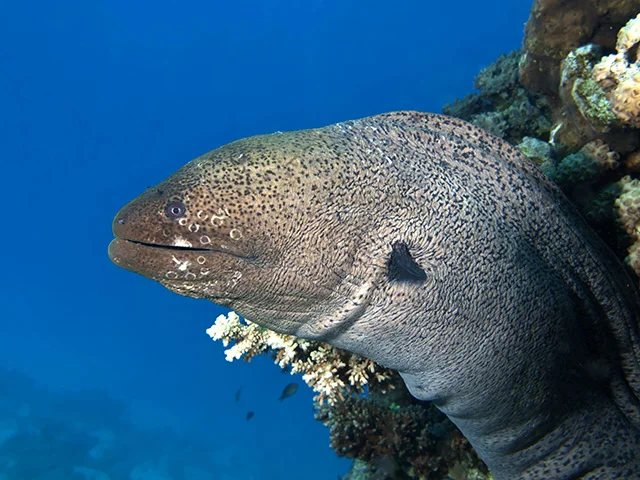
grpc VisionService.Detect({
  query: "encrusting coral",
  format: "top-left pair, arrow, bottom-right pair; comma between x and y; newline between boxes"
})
592,14 -> 640,129
554,44 -> 618,152
316,395 -> 490,480
520,6 -> 640,156
615,175 -> 640,277
552,139 -> 620,186
520,0 -> 639,98
558,14 -> 640,143
206,311 -> 395,404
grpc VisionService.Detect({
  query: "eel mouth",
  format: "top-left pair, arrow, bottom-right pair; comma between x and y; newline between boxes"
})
116,237 -> 256,259
122,238 -> 215,252
108,236 -> 244,262
108,236 -> 256,278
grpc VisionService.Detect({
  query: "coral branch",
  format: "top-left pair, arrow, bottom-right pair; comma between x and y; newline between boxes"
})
206,311 -> 395,404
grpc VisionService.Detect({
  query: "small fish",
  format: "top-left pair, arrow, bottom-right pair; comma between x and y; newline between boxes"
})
235,387 -> 242,403
278,383 -> 298,401
246,411 -> 254,420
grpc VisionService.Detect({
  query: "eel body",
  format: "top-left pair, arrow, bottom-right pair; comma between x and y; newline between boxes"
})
109,112 -> 640,478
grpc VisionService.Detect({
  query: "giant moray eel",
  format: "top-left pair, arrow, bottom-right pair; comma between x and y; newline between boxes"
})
109,112 -> 640,478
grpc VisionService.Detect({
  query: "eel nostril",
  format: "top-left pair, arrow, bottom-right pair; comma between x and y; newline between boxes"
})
117,218 -> 126,225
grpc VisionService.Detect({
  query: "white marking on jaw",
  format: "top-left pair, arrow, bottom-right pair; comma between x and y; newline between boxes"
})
178,218 -> 188,226
197,256 -> 206,264
173,237 -> 193,248
171,255 -> 191,272
229,229 -> 242,240
197,210 -> 208,220
188,223 -> 200,233
200,235 -> 211,245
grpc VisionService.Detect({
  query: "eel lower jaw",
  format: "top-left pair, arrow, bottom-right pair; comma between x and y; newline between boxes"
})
107,236 -> 256,282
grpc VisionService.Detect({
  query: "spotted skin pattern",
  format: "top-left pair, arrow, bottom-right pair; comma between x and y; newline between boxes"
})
109,112 -> 640,478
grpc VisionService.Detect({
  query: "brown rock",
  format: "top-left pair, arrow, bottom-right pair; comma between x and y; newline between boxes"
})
520,0 -> 637,99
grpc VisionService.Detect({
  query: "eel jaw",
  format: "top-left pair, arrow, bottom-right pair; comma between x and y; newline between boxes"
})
107,236 -> 251,287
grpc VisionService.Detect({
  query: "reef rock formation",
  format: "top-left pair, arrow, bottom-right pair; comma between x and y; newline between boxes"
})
520,0 -> 638,98
317,395 -> 490,480
521,5 -> 640,155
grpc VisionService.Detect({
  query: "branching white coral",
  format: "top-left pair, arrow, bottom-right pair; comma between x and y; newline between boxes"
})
206,311 -> 395,404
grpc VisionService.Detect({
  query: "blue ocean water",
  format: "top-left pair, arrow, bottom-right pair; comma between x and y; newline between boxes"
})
0,1 -> 531,478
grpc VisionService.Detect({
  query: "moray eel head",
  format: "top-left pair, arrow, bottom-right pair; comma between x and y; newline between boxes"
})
109,130 -> 380,335
109,160 -> 259,299
109,189 -> 257,294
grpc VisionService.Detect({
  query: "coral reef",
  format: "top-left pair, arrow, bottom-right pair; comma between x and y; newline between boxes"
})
516,130 -> 629,255
317,394 -> 490,480
522,9 -> 640,155
517,136 -> 554,167
615,175 -> 640,277
206,311 -> 396,404
551,14 -> 640,154
626,150 -> 640,173
552,44 -> 615,154
523,13 -> 640,271
592,14 -> 640,129
551,139 -> 620,186
520,0 -> 638,98
442,51 -> 551,146
207,312 -> 488,478
567,45 -> 620,134
517,136 -> 558,180
545,139 -> 623,243
442,13 -> 640,279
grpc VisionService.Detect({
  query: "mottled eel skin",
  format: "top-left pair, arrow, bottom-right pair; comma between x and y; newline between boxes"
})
109,112 -> 640,478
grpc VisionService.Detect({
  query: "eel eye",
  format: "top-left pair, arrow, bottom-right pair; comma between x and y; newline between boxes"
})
166,201 -> 186,219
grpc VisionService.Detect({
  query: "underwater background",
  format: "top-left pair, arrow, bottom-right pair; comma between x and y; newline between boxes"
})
1,1 -> 531,478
